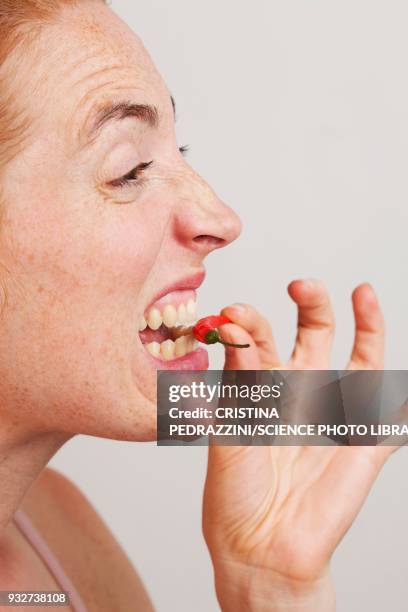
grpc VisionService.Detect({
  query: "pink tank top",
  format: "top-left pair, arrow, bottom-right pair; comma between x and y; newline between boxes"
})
13,509 -> 88,612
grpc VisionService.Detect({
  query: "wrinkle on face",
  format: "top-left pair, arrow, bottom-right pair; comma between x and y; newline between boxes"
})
0,0 -> 241,441
66,76 -> 153,153
146,161 -> 217,202
0,1 -> 168,167
10,2 -> 167,157
0,33 -> 48,169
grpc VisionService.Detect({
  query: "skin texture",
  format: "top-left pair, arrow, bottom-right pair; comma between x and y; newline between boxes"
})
0,2 -> 397,610
0,0 -> 241,443
204,282 -> 398,611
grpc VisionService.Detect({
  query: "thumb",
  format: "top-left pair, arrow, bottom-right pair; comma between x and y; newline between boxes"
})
220,323 -> 261,370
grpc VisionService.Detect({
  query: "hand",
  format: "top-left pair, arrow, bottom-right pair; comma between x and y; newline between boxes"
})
203,280 -> 394,611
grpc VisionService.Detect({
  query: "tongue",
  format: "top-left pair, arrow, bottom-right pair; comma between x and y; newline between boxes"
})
139,324 -> 171,344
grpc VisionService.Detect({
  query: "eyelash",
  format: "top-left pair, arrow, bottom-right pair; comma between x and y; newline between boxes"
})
110,160 -> 153,188
109,144 -> 189,189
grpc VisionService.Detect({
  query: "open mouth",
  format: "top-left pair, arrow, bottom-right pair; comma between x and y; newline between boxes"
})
139,290 -> 198,361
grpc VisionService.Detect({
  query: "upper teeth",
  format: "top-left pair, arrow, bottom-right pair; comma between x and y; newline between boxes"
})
139,298 -> 197,331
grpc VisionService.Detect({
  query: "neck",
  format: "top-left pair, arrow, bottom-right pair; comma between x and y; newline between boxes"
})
0,425 -> 72,538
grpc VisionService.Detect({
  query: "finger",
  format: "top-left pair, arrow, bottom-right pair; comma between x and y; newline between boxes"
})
347,283 -> 385,370
287,279 -> 335,368
219,323 -> 262,370
221,303 -> 281,368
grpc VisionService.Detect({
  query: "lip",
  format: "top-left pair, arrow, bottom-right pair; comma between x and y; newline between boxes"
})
138,269 -> 208,370
146,346 -> 209,371
145,269 -> 206,311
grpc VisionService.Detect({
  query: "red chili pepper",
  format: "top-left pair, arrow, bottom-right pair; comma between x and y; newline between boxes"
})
193,315 -> 250,348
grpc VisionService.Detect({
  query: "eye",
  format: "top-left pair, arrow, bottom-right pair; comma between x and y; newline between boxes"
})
109,160 -> 154,189
109,145 -> 189,189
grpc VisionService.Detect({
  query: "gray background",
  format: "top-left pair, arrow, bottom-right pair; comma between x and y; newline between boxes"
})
50,1 -> 408,610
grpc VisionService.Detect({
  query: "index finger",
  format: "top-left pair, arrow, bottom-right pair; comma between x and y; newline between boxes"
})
220,303 -> 281,369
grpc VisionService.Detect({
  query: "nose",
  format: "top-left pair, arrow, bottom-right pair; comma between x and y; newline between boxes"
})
173,168 -> 242,256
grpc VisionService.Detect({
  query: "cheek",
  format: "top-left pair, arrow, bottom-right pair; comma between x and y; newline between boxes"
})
0,204 -> 165,434
1,192 -> 165,351
93,209 -> 163,290
6,186 -> 164,295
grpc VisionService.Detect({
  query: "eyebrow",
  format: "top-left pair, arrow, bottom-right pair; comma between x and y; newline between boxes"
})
84,94 -> 177,144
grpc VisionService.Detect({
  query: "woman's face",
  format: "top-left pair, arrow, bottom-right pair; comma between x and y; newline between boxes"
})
0,1 -> 241,441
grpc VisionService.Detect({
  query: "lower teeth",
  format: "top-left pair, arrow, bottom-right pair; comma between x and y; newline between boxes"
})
145,335 -> 198,360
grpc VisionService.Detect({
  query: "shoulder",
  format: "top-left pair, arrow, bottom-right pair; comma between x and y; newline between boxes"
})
34,466 -> 83,493
22,466 -> 125,558
22,465 -> 119,560
21,467 -> 154,611
23,466 -> 101,533
26,466 -> 95,518
28,466 -> 87,505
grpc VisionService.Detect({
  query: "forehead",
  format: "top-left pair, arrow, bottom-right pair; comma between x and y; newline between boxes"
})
25,2 -> 170,149
49,1 -> 157,75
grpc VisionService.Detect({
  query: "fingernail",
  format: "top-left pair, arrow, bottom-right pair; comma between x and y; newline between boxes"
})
365,283 -> 378,301
303,278 -> 317,289
229,303 -> 247,314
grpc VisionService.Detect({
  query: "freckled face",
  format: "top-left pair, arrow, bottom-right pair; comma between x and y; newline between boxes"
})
0,1 -> 241,441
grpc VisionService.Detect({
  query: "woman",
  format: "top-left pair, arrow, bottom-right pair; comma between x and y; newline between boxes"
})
0,1 -> 396,610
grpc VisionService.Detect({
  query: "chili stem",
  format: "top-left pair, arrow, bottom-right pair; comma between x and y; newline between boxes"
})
218,338 -> 250,348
